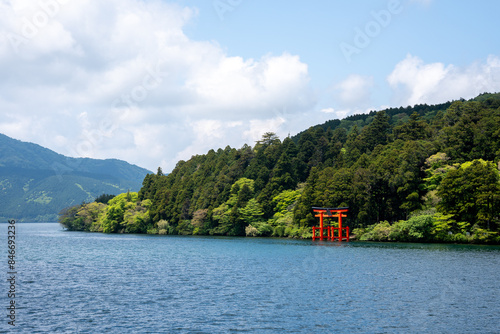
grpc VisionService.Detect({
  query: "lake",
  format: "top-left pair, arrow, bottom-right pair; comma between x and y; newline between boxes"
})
2,223 -> 499,333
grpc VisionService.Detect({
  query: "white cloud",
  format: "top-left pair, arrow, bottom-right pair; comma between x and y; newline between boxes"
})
174,119 -> 243,162
0,0 -> 316,172
334,109 -> 352,119
388,54 -> 500,106
326,74 -> 374,118
243,117 -> 287,144
335,74 -> 374,107
320,107 -> 335,114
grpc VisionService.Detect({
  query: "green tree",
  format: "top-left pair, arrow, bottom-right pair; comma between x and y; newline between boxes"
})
256,132 -> 280,147
393,112 -> 430,141
272,189 -> 301,217
239,198 -> 264,225
58,205 -> 81,230
437,160 -> 500,230
344,125 -> 363,166
95,193 -> 116,204
360,110 -> 391,152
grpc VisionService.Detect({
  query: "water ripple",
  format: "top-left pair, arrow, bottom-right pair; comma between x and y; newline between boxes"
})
1,223 -> 499,333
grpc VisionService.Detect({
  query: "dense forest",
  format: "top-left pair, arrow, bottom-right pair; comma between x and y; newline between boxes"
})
59,93 -> 500,244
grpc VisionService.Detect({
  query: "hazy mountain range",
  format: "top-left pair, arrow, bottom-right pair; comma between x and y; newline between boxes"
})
0,133 -> 152,222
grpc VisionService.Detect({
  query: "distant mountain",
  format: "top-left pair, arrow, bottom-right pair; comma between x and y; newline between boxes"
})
0,133 -> 152,222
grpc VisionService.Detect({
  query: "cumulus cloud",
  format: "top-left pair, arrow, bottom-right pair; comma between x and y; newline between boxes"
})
336,74 -> 374,107
0,0 -> 316,171
327,74 -> 374,118
320,107 -> 335,114
388,54 -> 500,106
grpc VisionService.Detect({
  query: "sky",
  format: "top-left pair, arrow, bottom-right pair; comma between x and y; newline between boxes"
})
0,0 -> 499,173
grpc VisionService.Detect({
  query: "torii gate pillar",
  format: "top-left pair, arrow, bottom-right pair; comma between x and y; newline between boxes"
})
312,207 -> 349,242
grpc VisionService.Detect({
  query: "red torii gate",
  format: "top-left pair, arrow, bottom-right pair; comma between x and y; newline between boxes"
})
312,207 -> 349,241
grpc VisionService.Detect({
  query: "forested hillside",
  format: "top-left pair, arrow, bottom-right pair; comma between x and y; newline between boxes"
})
60,93 -> 500,243
0,133 -> 151,221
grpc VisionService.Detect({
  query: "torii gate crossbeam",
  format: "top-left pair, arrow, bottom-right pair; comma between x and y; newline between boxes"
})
312,207 -> 349,241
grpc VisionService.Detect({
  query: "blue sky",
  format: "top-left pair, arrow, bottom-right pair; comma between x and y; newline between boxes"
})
180,0 -> 500,108
0,0 -> 499,172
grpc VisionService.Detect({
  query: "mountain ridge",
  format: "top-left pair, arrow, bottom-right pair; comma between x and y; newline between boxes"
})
0,133 -> 152,222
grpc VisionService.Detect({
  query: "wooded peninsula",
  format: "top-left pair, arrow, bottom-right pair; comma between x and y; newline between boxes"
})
59,93 -> 500,244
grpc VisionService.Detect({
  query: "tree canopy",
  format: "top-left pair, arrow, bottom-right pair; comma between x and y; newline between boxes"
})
59,93 -> 500,243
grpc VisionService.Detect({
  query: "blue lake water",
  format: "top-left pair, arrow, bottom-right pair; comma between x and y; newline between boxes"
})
1,223 -> 500,333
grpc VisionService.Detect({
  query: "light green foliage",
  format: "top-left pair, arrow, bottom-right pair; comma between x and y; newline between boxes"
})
231,178 -> 255,194
122,207 -> 149,234
31,191 -> 53,205
108,191 -> 139,206
212,203 -> 229,222
270,188 -> 303,237
457,221 -> 471,234
257,223 -> 273,236
274,211 -> 294,227
239,198 -> 264,224
353,211 -> 500,244
357,214 -> 434,242
422,152 -> 457,210
59,191 -> 152,234
99,192 -> 139,233
437,159 -> 500,230
273,225 -> 286,237
359,221 -> 391,241
431,213 -> 454,241
471,227 -> 499,243
423,153 -> 456,192
210,178 -> 258,235
77,202 -> 106,229
146,227 -> 158,234
141,199 -> 152,208
404,215 -> 434,241
272,189 -> 301,217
